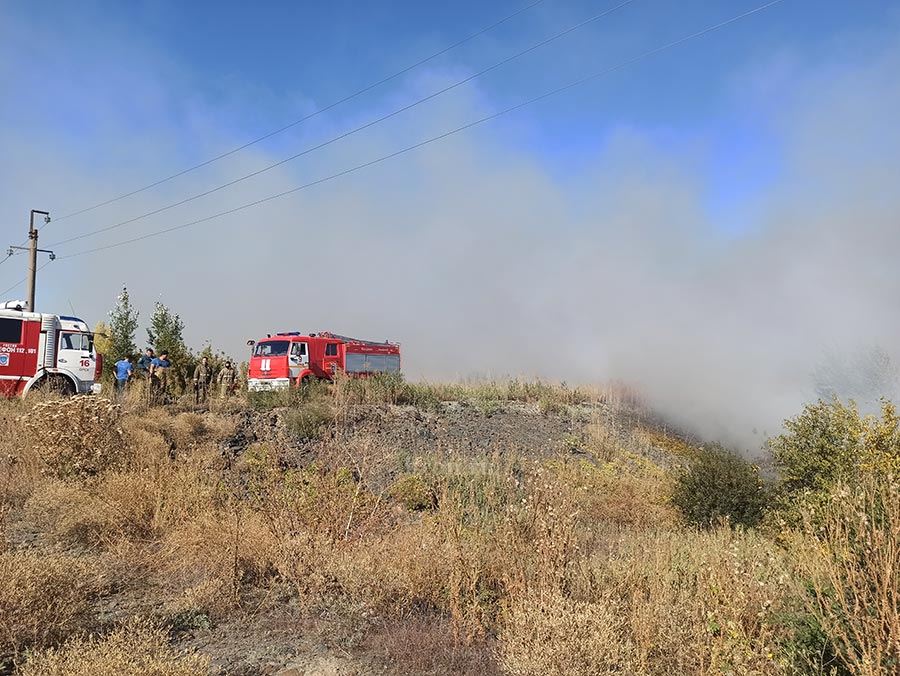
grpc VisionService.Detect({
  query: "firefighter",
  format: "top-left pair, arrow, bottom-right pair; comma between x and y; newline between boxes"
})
218,360 -> 237,398
193,356 -> 212,404
149,350 -> 171,404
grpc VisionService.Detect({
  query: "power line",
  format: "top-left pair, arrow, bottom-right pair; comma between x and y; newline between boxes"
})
0,260 -> 52,298
48,0 -> 636,249
49,0 -> 550,225
54,0 -> 786,264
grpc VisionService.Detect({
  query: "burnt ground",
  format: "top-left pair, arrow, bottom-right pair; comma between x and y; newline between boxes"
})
222,401 -> 597,457
334,401 -> 592,458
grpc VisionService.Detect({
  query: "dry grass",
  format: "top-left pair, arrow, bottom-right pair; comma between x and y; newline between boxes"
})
362,617 -> 502,675
19,618 -> 208,676
0,388 -> 890,675
544,454 -> 676,528
19,397 -> 128,479
795,474 -> 900,676
22,458 -> 219,547
330,372 -> 641,413
157,507 -> 278,618
501,591 -> 636,675
0,552 -> 101,663
501,527 -> 795,675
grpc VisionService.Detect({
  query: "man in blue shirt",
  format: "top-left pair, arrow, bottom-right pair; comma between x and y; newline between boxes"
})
114,355 -> 133,400
136,347 -> 155,377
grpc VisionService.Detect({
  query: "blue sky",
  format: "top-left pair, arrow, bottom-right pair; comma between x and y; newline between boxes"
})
3,0 -> 897,230
2,0 -> 900,445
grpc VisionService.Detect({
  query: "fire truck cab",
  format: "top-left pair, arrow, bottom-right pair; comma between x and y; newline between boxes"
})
0,300 -> 103,397
247,331 -> 400,392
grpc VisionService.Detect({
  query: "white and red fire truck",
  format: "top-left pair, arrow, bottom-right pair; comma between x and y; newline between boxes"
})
247,331 -> 400,391
0,300 -> 103,397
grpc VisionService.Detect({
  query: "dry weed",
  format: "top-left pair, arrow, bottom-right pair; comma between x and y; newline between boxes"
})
158,507 -> 278,617
363,616 -> 502,676
168,412 -> 208,449
500,527 -> 794,675
795,474 -> 900,676
544,455 -> 676,528
590,528 -> 791,675
19,618 -> 209,676
500,591 -> 635,676
0,551 -> 100,662
19,397 -> 128,479
23,458 -> 218,546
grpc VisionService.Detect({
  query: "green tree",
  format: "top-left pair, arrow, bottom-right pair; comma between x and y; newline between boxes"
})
107,287 -> 139,362
147,301 -> 190,393
671,444 -> 768,529
146,301 -> 185,356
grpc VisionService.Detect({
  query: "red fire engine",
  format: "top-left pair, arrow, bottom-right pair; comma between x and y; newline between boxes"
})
247,331 -> 400,391
0,300 -> 103,397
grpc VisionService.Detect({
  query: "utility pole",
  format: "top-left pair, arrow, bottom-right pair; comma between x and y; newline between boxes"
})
7,210 -> 54,312
26,209 -> 51,313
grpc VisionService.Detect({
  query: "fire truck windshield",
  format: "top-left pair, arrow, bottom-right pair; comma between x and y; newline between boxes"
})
254,341 -> 290,357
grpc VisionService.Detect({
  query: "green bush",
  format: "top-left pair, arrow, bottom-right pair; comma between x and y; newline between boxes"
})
772,606 -> 850,676
282,401 -> 333,442
671,444 -> 767,529
389,474 -> 436,511
248,379 -> 329,411
768,398 -> 865,500
769,398 -> 900,523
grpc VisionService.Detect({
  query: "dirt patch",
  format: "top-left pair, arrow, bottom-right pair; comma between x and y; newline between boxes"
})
171,605 -> 374,676
336,401 -> 589,460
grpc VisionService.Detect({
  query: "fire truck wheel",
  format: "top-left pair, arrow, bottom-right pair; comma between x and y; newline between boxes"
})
34,375 -> 76,397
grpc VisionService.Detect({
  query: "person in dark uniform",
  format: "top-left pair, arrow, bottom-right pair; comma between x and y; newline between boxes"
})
218,360 -> 237,398
193,356 -> 212,404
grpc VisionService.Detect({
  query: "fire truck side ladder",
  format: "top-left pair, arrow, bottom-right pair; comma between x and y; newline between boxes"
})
320,332 -> 396,347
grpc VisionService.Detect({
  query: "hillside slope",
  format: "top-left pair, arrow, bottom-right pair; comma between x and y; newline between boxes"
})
0,384 -> 804,676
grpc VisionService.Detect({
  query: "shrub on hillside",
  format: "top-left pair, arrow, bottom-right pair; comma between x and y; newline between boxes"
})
389,474 -> 436,511
769,398 -> 900,520
283,401 -> 333,441
769,398 -> 866,500
671,444 -> 767,528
